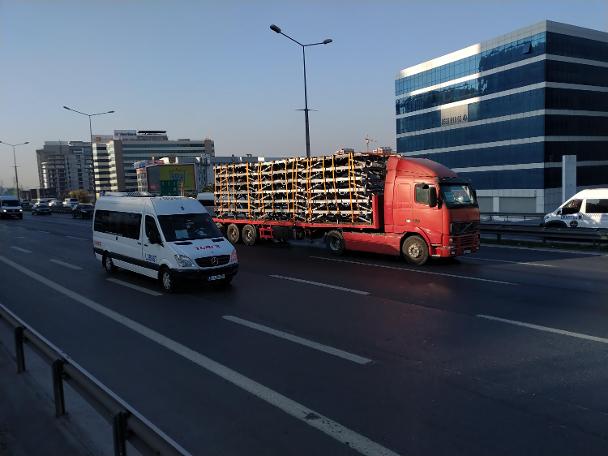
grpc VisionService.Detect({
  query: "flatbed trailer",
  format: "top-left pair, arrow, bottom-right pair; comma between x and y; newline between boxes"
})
213,152 -> 480,265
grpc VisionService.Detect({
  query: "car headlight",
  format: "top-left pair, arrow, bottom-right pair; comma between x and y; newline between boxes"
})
19,209 -> 23,212
174,254 -> 195,268
2,209 -> 6,212
230,249 -> 238,263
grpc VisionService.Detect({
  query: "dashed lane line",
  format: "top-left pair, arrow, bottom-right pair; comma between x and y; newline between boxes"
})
269,274 -> 370,295
477,314 -> 608,344
310,256 -> 516,286
106,278 -> 163,297
10,246 -> 31,254
65,235 -> 88,241
223,315 -> 373,365
465,257 -> 556,268
0,255 -> 401,456
50,259 -> 83,271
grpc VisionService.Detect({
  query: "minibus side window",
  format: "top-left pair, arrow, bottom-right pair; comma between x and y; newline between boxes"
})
586,199 -> 608,214
145,216 -> 161,243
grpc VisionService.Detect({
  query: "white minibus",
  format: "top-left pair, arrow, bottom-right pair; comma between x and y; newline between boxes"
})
93,195 -> 238,292
544,188 -> 608,229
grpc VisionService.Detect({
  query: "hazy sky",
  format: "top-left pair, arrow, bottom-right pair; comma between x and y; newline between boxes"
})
1,0 -> 606,188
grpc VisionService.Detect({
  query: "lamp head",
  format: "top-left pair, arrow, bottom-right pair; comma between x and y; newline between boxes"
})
270,24 -> 281,34
323,39 -> 333,45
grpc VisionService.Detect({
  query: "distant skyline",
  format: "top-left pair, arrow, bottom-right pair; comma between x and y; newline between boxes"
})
1,0 -> 606,188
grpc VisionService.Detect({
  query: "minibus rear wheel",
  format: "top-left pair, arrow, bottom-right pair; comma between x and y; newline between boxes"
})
102,254 -> 115,273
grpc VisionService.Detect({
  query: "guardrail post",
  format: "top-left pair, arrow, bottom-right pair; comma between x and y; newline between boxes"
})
113,411 -> 129,456
52,360 -> 66,417
14,326 -> 26,373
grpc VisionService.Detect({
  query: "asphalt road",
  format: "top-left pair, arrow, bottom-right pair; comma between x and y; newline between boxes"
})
1,213 -> 608,455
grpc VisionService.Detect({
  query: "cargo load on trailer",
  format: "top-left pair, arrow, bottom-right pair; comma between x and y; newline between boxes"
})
213,152 -> 480,265
214,152 -> 388,225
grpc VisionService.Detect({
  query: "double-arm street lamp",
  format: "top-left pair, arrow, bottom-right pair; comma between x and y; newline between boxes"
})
63,105 -> 115,147
63,106 -> 115,196
0,140 -> 30,197
270,24 -> 332,159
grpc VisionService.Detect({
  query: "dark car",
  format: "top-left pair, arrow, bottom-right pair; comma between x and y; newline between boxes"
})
72,203 -> 94,219
32,202 -> 52,215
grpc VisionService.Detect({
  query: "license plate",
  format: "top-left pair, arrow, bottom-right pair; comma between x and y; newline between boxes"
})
464,249 -> 471,254
208,274 -> 225,281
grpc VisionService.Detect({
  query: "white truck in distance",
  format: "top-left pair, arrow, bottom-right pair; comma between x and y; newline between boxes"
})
93,195 -> 238,292
544,188 -> 608,229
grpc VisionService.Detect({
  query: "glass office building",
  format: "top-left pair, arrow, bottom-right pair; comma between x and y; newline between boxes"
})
395,21 -> 608,212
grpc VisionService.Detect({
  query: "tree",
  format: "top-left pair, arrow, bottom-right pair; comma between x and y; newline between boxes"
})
68,189 -> 90,203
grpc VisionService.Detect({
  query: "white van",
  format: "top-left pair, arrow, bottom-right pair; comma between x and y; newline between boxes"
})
93,195 -> 238,292
0,195 -> 23,219
544,188 -> 608,229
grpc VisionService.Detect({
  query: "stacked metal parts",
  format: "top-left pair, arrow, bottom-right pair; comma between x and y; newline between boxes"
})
214,153 -> 390,224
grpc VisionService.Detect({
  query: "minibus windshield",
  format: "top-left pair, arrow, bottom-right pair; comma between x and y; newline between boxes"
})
158,213 -> 222,242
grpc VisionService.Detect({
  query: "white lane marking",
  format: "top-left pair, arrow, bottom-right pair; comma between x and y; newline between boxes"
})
15,236 -> 25,239
467,257 -> 556,268
310,256 -> 516,286
38,230 -> 51,234
49,259 -> 83,271
106,278 -> 162,297
270,274 -> 370,295
223,315 -> 372,365
11,246 -> 31,254
480,242 -> 605,256
477,314 -> 608,344
0,255 -> 400,456
66,235 -> 87,241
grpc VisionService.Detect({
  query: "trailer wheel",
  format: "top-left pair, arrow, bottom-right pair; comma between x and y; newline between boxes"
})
242,224 -> 258,246
402,236 -> 429,266
226,224 -> 240,244
326,230 -> 344,255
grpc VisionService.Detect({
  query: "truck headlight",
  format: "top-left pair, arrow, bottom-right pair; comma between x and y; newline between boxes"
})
174,254 -> 195,268
230,249 -> 238,264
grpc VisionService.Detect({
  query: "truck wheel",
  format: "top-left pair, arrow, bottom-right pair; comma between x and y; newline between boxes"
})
242,225 -> 258,246
102,254 -> 115,273
159,267 -> 177,293
226,224 -> 240,244
402,236 -> 429,266
326,230 -> 344,255
216,223 -> 226,235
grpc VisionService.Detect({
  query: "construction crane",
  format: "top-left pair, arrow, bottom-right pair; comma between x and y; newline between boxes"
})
364,134 -> 376,153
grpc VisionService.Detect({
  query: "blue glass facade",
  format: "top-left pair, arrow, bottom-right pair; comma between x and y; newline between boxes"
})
395,21 -> 608,210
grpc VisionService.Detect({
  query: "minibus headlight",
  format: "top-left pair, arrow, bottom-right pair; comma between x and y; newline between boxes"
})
174,254 -> 195,268
230,249 -> 238,263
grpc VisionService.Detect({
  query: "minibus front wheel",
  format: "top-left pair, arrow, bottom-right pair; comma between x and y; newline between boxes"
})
159,266 -> 177,293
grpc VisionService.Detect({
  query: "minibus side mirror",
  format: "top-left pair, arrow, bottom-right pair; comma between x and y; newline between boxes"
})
429,187 -> 438,208
556,209 -> 562,215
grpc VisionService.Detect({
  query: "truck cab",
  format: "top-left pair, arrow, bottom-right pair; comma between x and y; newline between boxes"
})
383,156 -> 479,262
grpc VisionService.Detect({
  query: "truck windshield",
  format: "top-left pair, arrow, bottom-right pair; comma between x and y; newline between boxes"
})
157,213 -> 222,242
1,200 -> 20,207
440,184 -> 477,208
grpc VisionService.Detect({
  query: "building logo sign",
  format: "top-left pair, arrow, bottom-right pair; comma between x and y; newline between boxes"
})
440,105 -> 469,127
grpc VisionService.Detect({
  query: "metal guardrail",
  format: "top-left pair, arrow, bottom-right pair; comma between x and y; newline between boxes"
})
480,223 -> 608,247
480,212 -> 544,224
0,303 -> 190,456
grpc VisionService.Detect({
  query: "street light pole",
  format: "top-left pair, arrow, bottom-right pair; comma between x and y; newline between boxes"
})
0,141 -> 29,197
270,24 -> 332,159
63,106 -> 115,196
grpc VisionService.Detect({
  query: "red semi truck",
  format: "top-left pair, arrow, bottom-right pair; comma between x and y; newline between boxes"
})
213,153 -> 480,265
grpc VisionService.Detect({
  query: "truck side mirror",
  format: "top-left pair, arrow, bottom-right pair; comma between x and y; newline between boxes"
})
429,187 -> 438,208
